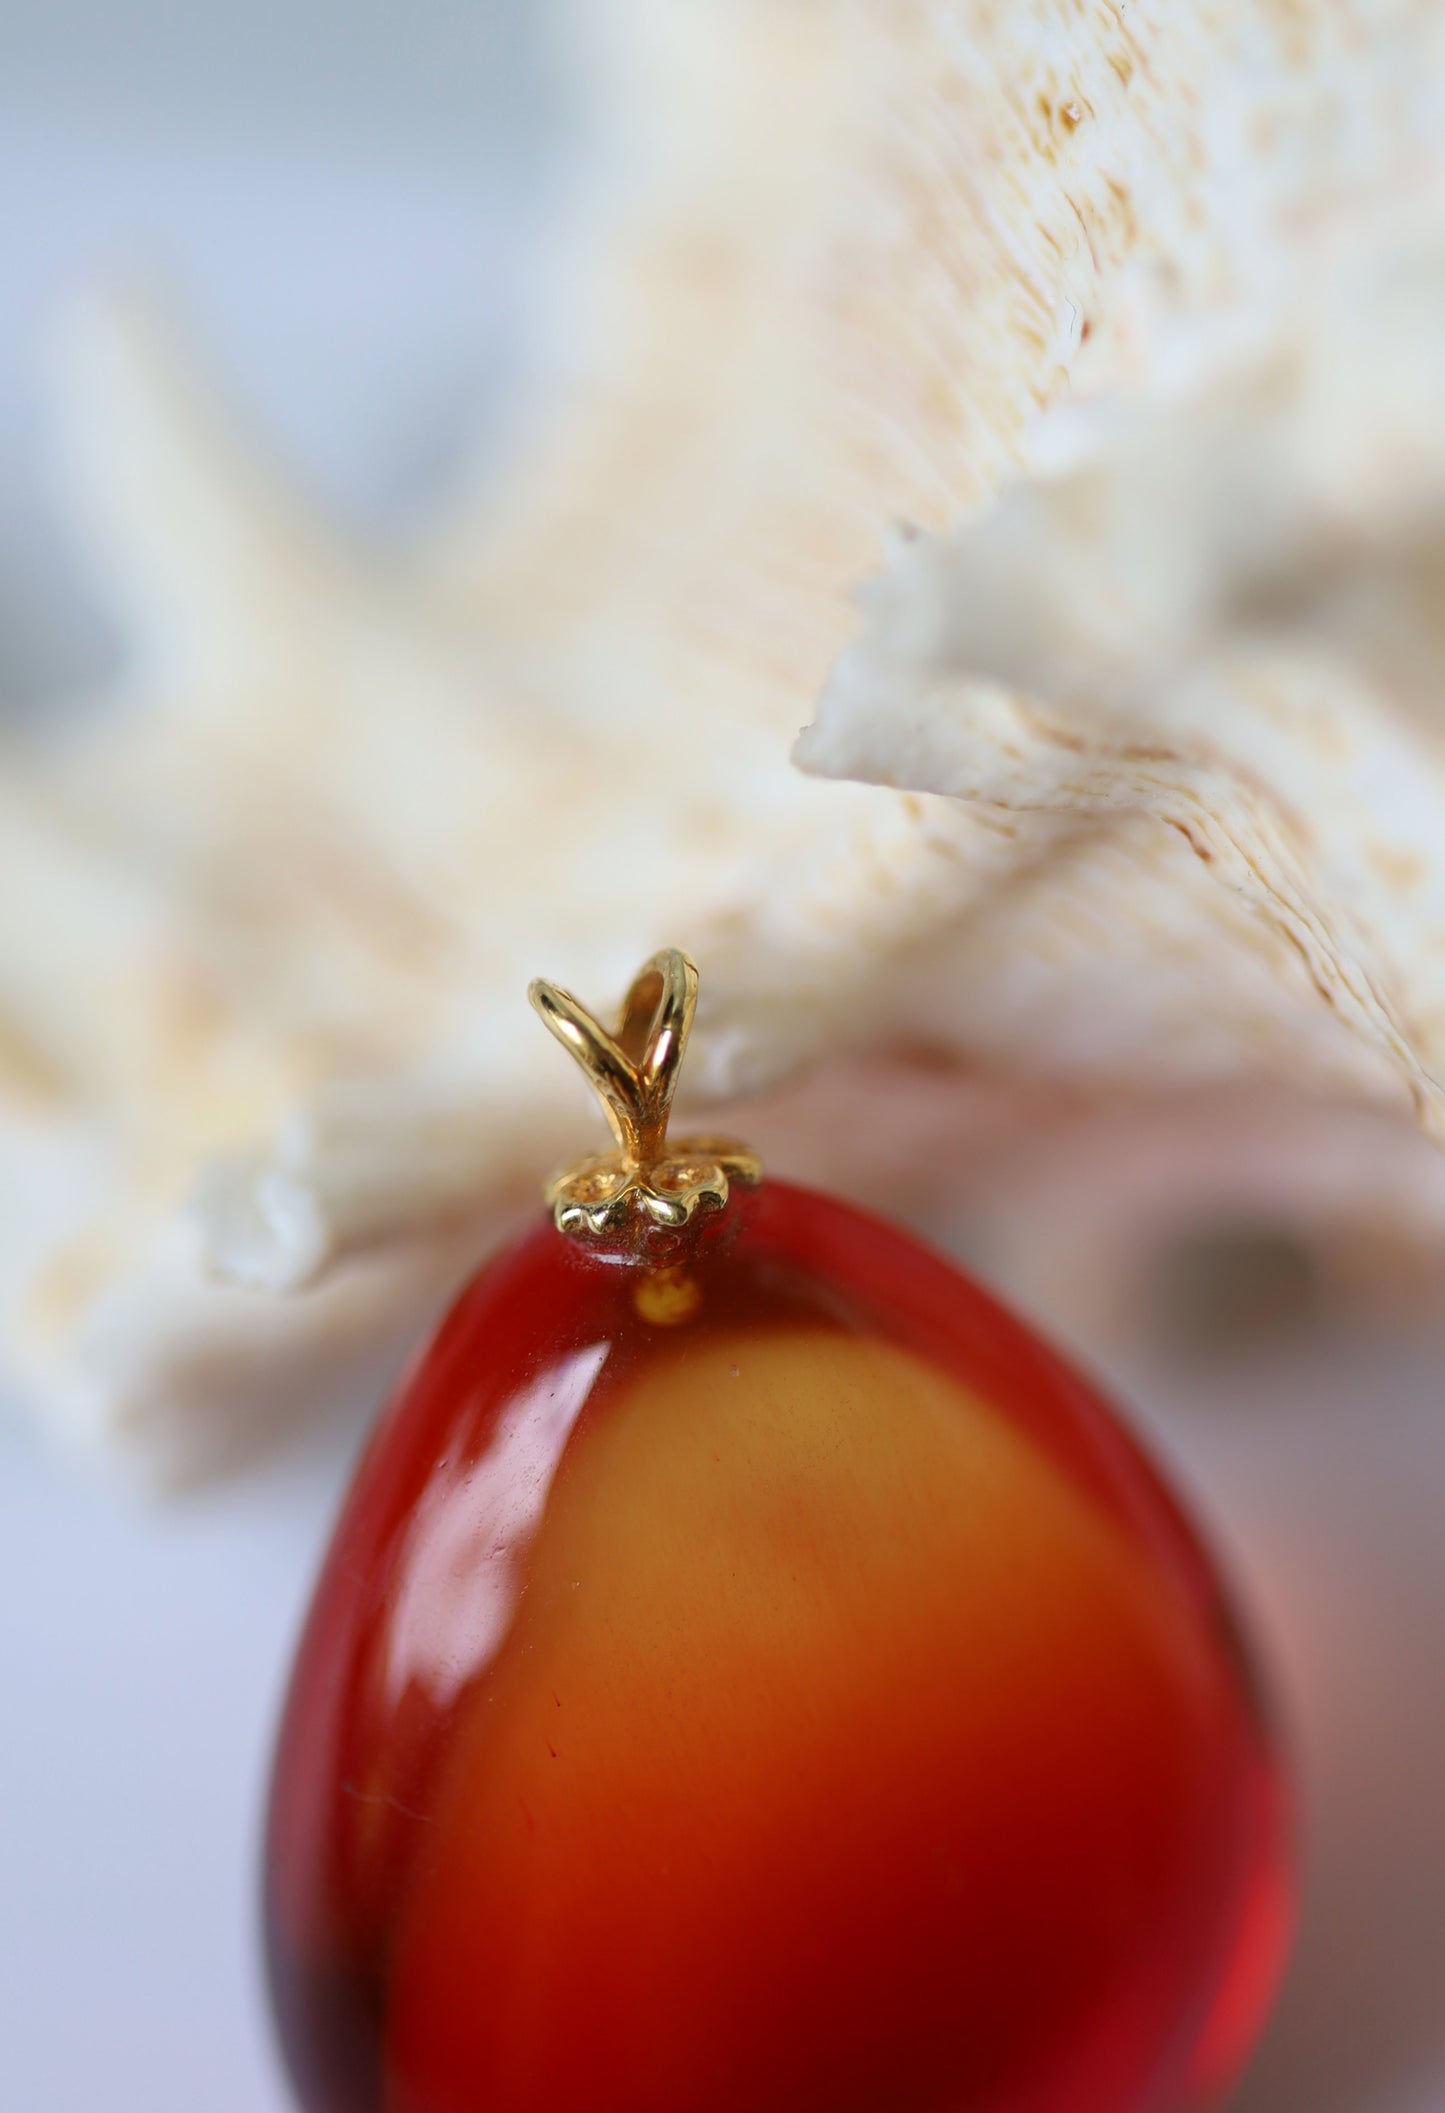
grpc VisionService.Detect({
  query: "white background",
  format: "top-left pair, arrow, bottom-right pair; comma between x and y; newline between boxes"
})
1,6 -> 1444,2110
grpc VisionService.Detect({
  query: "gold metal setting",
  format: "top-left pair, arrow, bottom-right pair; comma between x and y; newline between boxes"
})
528,948 -> 761,1251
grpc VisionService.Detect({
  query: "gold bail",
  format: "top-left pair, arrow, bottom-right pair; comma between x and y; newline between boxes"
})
529,948 -> 697,1175
528,948 -> 761,1251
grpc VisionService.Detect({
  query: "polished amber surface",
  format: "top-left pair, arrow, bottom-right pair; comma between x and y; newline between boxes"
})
265,1182 -> 1290,2113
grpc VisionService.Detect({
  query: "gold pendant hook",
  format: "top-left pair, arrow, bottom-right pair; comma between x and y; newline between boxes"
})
528,947 -> 698,1173
528,948 -> 760,1251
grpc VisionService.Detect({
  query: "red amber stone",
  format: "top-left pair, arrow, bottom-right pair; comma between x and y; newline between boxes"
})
265,1181 -> 1290,2113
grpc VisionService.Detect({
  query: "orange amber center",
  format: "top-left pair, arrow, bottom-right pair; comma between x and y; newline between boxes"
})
265,1183 -> 1290,2113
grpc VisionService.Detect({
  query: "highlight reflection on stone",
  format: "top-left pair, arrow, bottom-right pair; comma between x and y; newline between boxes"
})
265,1181 -> 1290,2113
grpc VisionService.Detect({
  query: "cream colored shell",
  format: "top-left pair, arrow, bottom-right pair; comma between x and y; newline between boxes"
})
5,0 -> 1445,1477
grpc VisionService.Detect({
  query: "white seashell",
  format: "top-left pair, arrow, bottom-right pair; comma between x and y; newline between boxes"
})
5,0 -> 1445,1478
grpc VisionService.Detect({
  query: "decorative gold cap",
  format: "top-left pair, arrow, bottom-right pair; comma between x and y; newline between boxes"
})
528,948 -> 761,1250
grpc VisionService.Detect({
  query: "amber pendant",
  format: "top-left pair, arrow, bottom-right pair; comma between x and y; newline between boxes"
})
264,951 -> 1291,2113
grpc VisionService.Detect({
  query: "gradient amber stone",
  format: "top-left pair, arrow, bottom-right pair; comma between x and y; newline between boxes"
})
264,1181 -> 1290,2113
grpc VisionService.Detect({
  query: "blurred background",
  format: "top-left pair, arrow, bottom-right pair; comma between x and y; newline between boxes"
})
0,0 -> 559,707
1,7 -> 563,2108
3,5 -> 1445,2112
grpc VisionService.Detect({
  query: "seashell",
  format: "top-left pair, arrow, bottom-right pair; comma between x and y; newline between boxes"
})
5,0 -> 1445,1478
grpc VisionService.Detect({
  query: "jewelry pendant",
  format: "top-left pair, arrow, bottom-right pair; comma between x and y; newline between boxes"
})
264,950 -> 1290,2113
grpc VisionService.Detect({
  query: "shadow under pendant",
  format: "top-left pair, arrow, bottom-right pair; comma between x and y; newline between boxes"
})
264,949 -> 1291,2113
